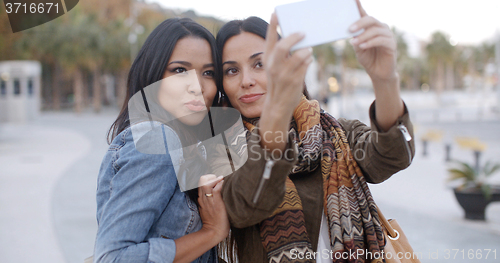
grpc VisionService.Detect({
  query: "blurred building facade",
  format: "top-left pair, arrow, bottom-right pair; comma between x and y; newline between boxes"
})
0,61 -> 41,123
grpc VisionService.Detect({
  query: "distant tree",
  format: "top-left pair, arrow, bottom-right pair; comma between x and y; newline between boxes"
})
393,27 -> 409,62
392,27 -> 418,90
3,0 -> 227,112
473,42 -> 496,74
426,31 -> 456,93
0,4 -> 23,60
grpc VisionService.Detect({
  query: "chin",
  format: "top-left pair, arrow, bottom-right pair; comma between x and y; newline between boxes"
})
177,112 -> 206,126
241,106 -> 263,119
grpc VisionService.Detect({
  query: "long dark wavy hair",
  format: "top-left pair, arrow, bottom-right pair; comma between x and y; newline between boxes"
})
107,17 -> 220,208
215,16 -> 310,263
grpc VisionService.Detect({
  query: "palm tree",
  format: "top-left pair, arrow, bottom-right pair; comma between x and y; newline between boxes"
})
393,27 -> 409,62
474,42 -> 496,74
99,18 -> 131,108
0,4 -> 23,60
426,31 -> 456,94
392,27 -> 421,90
14,12 -> 67,109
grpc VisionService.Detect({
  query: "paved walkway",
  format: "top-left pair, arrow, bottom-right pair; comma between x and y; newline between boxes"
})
0,106 -> 499,263
0,109 -> 112,263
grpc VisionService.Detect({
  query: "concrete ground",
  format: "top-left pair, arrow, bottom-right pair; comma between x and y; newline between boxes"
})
370,119 -> 500,262
0,101 -> 499,263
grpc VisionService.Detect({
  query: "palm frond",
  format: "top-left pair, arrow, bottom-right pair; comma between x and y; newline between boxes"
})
483,161 -> 500,177
448,160 -> 477,182
447,168 -> 470,181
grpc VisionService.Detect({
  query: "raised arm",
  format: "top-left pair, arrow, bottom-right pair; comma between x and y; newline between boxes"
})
349,0 -> 404,131
338,102 -> 415,184
259,13 -> 313,152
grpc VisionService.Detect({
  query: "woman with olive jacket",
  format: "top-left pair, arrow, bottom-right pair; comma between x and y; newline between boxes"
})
211,1 -> 415,262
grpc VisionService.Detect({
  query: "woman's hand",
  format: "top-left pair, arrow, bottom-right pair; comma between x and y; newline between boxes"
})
263,13 -> 313,115
172,175 -> 228,263
347,0 -> 404,131
349,0 -> 398,83
197,174 -> 229,241
258,13 -> 313,152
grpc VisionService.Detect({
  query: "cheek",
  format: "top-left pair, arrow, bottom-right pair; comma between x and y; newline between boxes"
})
158,78 -> 184,110
157,85 -> 174,111
222,77 -> 239,101
256,72 -> 268,91
202,80 -> 217,105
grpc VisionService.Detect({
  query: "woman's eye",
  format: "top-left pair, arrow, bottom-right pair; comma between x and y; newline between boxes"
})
224,68 -> 238,76
203,70 -> 214,77
255,61 -> 263,69
172,67 -> 187,74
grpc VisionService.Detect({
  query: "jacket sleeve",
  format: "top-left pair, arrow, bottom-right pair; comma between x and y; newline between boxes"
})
338,101 -> 415,184
94,129 -> 177,263
220,127 -> 298,228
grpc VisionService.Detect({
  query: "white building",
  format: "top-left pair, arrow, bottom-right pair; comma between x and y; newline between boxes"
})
0,61 -> 42,123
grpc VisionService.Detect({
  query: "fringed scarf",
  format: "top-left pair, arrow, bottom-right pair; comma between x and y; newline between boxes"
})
243,96 -> 385,263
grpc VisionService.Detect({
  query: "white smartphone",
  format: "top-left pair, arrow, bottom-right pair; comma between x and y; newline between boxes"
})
275,0 -> 362,51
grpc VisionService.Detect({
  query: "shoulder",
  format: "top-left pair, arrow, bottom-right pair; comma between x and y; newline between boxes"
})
115,121 -> 181,149
112,122 -> 184,166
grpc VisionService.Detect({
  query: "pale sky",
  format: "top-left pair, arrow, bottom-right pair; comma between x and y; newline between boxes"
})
147,0 -> 500,58
148,0 -> 500,46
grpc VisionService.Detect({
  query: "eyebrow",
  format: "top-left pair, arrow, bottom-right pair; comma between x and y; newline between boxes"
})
168,61 -> 214,68
250,52 -> 263,59
222,52 -> 264,66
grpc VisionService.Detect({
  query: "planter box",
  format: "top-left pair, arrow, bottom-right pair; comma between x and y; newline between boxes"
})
453,188 -> 500,220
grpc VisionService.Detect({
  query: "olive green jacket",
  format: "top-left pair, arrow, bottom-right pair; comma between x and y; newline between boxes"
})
212,102 -> 415,263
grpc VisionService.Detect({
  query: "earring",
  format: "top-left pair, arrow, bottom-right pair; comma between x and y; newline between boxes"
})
218,90 -> 229,108
218,91 -> 223,104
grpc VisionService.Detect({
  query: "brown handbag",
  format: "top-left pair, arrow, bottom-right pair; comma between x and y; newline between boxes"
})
377,207 -> 422,263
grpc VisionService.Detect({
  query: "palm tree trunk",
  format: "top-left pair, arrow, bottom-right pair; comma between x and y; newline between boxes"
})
82,71 -> 90,107
93,68 -> 102,113
116,69 -> 128,108
412,63 -> 421,90
446,62 -> 455,90
74,69 -> 84,113
437,59 -> 445,96
52,63 -> 62,110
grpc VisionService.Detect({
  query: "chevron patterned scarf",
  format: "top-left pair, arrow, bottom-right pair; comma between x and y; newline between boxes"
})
243,96 -> 385,263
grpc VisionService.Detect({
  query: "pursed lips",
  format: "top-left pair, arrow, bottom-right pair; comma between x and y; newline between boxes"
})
184,100 -> 206,111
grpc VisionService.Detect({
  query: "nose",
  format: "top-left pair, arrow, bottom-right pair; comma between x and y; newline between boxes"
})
186,69 -> 202,95
241,69 -> 256,89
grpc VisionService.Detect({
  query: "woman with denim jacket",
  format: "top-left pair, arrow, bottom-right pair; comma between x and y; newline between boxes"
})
93,18 -> 228,263
214,1 -> 415,262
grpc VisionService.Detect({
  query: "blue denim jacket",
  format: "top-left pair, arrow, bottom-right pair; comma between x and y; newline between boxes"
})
94,122 -> 217,263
